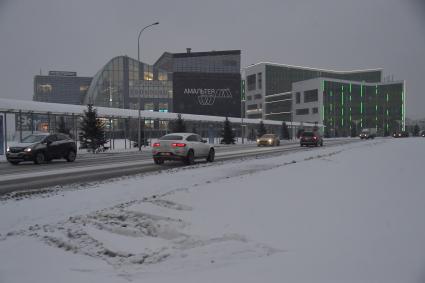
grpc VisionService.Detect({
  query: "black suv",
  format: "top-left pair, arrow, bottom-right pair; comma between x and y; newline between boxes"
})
300,131 -> 323,147
6,133 -> 77,165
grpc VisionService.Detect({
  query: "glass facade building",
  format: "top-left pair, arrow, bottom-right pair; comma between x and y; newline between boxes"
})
292,77 -> 405,136
33,72 -> 92,105
322,80 -> 404,136
244,62 -> 385,123
85,56 -> 172,112
83,50 -> 241,118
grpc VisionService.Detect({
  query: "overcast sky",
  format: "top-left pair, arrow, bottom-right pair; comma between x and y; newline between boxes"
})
0,0 -> 424,119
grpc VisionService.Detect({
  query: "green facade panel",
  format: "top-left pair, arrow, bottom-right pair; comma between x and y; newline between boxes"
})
323,80 -> 403,137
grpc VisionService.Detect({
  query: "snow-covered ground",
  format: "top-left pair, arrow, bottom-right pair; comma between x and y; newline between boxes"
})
0,138 -> 424,283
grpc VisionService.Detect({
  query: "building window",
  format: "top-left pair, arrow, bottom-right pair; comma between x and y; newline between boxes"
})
304,89 -> 318,102
257,72 -> 262,89
144,102 -> 154,111
254,93 -> 262,100
158,72 -> 168,81
80,85 -> 89,94
159,102 -> 168,112
37,84 -> 52,93
247,113 -> 263,119
247,74 -> 256,91
144,119 -> 154,128
247,95 -> 252,101
296,92 -> 301,104
296,108 -> 309,115
159,120 -> 168,130
247,104 -> 258,110
312,107 -> 318,114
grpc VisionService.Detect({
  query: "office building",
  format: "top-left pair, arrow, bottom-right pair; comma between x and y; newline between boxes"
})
33,71 -> 92,105
244,62 -> 405,136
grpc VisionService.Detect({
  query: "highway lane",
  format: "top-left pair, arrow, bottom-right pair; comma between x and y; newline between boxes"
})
0,139 -> 358,194
0,142 -> 299,176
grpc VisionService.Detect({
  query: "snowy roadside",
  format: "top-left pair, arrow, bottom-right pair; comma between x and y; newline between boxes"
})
1,138 -> 424,283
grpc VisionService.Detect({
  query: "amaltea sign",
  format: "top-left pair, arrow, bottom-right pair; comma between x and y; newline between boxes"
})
183,88 -> 232,106
173,72 -> 241,117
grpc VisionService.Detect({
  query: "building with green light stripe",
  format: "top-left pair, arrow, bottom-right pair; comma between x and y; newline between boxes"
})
292,78 -> 405,137
244,62 -> 405,137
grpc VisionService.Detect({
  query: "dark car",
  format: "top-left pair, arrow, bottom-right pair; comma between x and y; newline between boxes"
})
300,131 -> 323,147
6,133 -> 77,165
421,131 -> 425,137
393,131 -> 409,138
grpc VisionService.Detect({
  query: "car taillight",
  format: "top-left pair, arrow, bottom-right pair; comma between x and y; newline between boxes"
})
153,142 -> 160,147
313,136 -> 317,140
172,143 -> 186,147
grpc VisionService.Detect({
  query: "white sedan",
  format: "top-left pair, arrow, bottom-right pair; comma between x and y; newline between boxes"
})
152,133 -> 215,165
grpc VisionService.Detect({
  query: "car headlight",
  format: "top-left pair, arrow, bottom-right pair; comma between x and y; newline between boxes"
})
6,146 -> 10,152
268,139 -> 272,143
256,139 -> 260,142
24,147 -> 32,152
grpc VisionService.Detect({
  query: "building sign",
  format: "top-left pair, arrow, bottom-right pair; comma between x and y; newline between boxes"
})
48,71 -> 77,77
129,81 -> 172,98
0,115 -> 4,155
183,88 -> 232,106
173,72 -> 241,117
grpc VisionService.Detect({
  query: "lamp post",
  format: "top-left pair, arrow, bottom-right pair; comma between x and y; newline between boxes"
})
137,22 -> 159,151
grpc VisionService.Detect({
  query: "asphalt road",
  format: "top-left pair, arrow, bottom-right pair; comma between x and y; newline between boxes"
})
0,139 -> 358,194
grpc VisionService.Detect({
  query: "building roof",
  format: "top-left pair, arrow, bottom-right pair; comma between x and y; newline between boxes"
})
245,62 -> 383,74
0,98 -> 320,127
172,50 -> 241,58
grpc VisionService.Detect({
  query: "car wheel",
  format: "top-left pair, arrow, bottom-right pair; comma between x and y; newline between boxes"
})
206,148 -> 215,162
153,158 -> 164,165
66,150 -> 76,162
300,144 -> 303,147
34,152 -> 45,164
8,161 -> 19,165
184,150 -> 195,165
320,141 -> 323,147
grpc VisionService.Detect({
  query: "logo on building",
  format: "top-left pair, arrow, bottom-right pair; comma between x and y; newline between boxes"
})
183,88 -> 232,106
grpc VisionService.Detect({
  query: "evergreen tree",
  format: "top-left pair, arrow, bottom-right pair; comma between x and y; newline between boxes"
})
57,116 -> 70,136
170,114 -> 186,133
221,117 -> 236,144
79,104 -> 108,153
281,122 -> 290,140
413,124 -> 420,136
257,120 -> 267,137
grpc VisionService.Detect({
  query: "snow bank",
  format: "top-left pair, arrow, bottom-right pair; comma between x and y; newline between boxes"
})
1,138 -> 424,283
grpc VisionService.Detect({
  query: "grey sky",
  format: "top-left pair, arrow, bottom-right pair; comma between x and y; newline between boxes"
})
0,0 -> 424,118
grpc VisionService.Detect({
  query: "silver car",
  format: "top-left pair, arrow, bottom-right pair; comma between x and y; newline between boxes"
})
152,133 -> 215,165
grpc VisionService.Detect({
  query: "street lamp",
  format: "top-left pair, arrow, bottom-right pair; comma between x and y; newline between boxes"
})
137,21 -> 159,151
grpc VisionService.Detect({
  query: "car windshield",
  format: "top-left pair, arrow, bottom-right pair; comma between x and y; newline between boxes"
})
21,134 -> 47,143
160,135 -> 184,141
302,132 -> 314,137
261,134 -> 275,138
